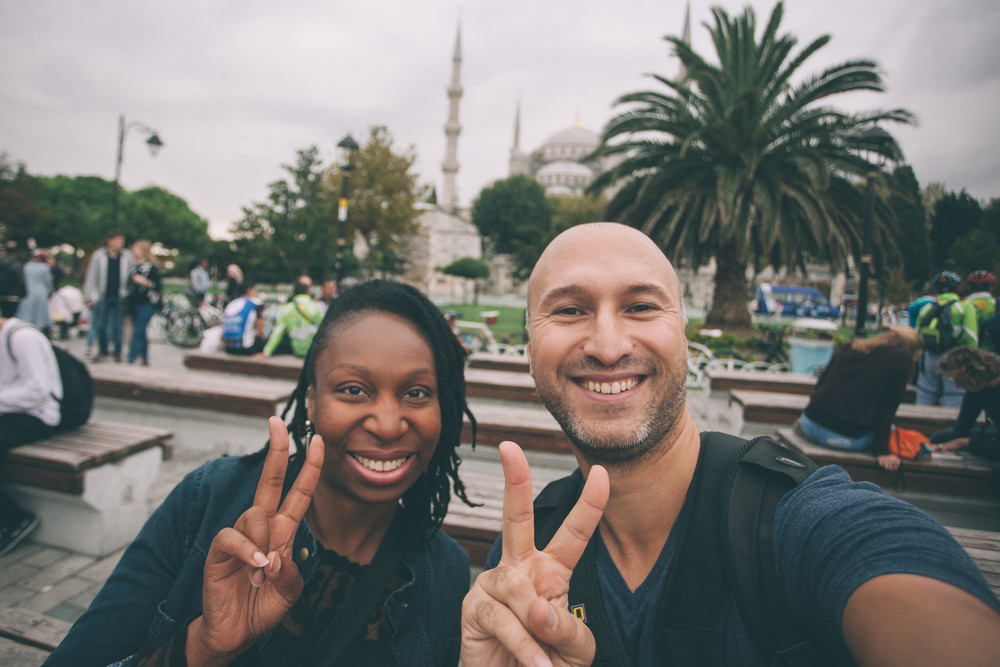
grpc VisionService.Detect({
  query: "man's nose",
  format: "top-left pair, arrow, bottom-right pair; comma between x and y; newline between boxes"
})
582,309 -> 634,365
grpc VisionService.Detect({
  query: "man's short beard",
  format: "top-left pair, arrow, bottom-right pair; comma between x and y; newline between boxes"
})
537,364 -> 687,470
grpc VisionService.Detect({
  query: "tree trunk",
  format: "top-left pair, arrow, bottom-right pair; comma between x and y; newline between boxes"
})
703,240 -> 755,335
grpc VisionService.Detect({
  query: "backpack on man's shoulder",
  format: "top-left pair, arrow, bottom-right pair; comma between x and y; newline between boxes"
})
918,300 -> 958,354
7,325 -> 93,429
532,433 -> 829,666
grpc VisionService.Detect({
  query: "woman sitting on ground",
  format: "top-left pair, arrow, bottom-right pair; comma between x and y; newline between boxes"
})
798,325 -> 922,471
45,279 -> 478,666
930,346 -> 1000,483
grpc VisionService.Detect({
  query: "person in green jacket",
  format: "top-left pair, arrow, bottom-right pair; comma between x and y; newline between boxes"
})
915,271 -> 980,406
256,276 -> 324,358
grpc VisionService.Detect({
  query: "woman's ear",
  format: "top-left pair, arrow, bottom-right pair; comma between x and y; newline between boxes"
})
306,386 -> 315,423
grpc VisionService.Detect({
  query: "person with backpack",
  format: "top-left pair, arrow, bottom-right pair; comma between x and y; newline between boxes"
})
221,281 -> 266,355
254,276 -> 323,358
461,224 -> 1000,666
0,316 -> 60,554
915,271 -> 979,407
964,270 -> 997,351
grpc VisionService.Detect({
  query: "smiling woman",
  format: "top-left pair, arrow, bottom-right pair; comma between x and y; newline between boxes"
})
44,280 -> 479,667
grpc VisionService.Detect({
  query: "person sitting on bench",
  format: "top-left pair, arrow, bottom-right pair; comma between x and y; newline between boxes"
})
798,325 -> 923,471
0,316 -> 61,554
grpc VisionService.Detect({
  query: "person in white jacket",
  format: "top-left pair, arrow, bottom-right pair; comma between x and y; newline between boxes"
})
0,316 -> 62,555
82,230 -> 134,362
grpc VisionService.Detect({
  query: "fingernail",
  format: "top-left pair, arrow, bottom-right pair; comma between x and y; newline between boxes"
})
252,552 -> 269,567
249,568 -> 265,588
546,604 -> 558,630
268,551 -> 281,574
533,654 -> 552,667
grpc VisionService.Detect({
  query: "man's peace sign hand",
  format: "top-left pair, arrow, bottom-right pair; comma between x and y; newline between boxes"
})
462,441 -> 609,667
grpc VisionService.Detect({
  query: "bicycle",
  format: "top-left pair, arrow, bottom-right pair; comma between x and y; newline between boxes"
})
157,296 -> 223,348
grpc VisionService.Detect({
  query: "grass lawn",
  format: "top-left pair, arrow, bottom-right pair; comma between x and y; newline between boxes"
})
437,303 -> 527,343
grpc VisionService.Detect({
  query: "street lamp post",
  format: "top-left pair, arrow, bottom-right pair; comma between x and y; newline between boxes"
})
335,133 -> 360,290
113,114 -> 164,228
853,125 -> 892,338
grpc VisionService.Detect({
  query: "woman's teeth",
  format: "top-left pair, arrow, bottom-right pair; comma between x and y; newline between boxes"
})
585,379 -> 639,394
352,454 -> 408,472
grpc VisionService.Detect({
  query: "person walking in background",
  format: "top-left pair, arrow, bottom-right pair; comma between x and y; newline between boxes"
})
316,278 -> 337,315
798,326 -> 923,471
0,315 -> 62,554
224,263 -> 244,305
83,230 -> 134,363
915,271 -> 979,406
254,276 -> 323,358
126,239 -> 162,366
16,249 -> 53,337
188,258 -> 210,307
0,239 -> 27,318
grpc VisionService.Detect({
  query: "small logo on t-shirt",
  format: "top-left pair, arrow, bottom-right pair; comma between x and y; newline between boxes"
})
571,604 -> 587,623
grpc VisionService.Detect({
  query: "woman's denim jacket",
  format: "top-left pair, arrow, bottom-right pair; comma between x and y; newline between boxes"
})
43,453 -> 470,667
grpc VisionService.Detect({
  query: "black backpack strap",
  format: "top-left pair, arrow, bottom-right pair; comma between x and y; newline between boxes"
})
657,431 -> 753,664
726,436 -> 826,667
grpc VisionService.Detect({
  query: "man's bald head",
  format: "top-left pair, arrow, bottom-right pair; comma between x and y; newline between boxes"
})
527,222 -> 682,321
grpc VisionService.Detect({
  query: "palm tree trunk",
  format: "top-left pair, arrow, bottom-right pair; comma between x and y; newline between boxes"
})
704,240 -> 754,335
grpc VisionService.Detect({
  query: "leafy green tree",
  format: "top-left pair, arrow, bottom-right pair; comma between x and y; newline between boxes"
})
0,155 -> 53,245
588,1 -> 913,332
120,186 -> 210,254
928,190 -> 982,268
440,256 -> 490,304
887,165 -> 931,288
328,126 -> 426,278
230,146 -> 339,283
472,175 -> 553,279
549,194 -> 607,236
950,229 -> 1000,278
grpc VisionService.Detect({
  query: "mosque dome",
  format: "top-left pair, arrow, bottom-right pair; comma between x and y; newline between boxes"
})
534,125 -> 600,163
535,160 -> 594,195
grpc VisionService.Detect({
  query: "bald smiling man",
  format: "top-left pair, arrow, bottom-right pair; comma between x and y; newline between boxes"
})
461,223 -> 1000,667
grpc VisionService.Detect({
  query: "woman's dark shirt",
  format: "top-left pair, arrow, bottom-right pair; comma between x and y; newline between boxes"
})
804,344 -> 914,455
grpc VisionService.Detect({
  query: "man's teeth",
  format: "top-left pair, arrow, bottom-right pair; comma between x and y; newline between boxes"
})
585,379 -> 639,394
353,454 -> 407,472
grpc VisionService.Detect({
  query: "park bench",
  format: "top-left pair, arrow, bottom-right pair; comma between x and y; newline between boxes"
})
468,352 -> 530,373
464,400 -> 571,454
702,368 -> 917,402
0,421 -> 173,556
183,351 -> 542,404
88,363 -> 296,418
183,351 -> 303,382
726,390 -> 972,439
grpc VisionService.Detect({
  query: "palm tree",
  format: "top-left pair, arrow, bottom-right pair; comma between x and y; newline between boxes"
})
589,1 -> 914,333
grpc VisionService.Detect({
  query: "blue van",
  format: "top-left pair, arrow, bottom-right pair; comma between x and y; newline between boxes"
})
754,283 -> 840,319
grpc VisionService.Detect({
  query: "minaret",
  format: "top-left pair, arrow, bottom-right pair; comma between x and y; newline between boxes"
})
509,99 -> 530,176
440,23 -> 462,212
677,1 -> 692,80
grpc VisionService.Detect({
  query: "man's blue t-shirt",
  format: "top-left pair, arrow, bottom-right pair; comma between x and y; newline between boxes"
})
486,465 -> 1000,665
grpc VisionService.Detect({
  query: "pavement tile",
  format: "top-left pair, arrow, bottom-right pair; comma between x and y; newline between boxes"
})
13,577 -> 93,615
0,585 -> 39,608
44,602 -> 88,625
0,563 -> 39,588
21,555 -> 97,591
21,547 -> 71,569
75,550 -> 125,582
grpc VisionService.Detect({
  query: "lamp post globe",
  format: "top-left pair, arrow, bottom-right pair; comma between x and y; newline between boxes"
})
112,114 -> 164,228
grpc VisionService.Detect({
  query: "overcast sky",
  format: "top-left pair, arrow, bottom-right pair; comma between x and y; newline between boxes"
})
2,0 -> 998,239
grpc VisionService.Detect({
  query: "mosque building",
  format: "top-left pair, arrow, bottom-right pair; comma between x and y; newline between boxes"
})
508,104 -> 604,196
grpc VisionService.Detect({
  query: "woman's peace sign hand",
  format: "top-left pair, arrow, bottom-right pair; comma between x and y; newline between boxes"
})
189,417 -> 324,665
